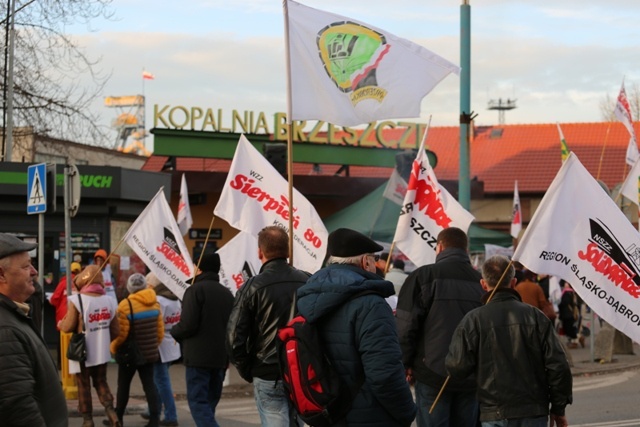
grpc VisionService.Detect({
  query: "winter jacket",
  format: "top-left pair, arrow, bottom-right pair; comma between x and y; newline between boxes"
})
396,247 -> 484,391
110,288 -> 164,363
446,288 -> 573,421
171,271 -> 234,369
226,258 -> 309,382
0,294 -> 68,426
297,264 -> 417,427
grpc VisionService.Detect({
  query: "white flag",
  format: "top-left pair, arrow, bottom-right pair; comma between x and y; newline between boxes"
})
284,0 -> 460,127
614,81 -> 639,166
621,159 -> 640,206
513,153 -> 640,343
123,188 -> 194,300
383,169 -> 408,206
392,147 -> 474,267
511,180 -> 522,239
214,135 -> 328,273
177,174 -> 193,236
218,232 -> 262,296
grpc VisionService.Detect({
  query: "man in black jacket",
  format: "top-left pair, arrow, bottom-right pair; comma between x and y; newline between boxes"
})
446,255 -> 572,427
171,252 -> 234,427
0,233 -> 68,426
396,227 -> 484,427
226,226 -> 309,427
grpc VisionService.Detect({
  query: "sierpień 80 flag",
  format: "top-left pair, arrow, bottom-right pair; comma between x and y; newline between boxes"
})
513,153 -> 640,343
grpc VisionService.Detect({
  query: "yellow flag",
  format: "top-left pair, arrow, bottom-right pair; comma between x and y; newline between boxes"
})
557,122 -> 570,162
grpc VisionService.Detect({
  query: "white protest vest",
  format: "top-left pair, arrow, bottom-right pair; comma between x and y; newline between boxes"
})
68,293 -> 118,373
157,295 -> 181,363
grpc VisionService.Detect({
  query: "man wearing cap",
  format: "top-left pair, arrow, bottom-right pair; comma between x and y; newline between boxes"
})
94,248 -> 117,301
296,228 -> 417,427
396,227 -> 484,427
0,233 -> 68,425
171,251 -> 234,427
226,225 -> 310,427
50,260 -> 82,328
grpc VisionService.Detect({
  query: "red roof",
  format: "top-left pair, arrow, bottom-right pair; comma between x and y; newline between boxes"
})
143,121 -> 639,195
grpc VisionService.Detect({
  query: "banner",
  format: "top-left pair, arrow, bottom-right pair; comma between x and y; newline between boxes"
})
284,0 -> 459,127
557,122 -> 570,163
393,147 -> 474,267
621,159 -> 640,206
214,135 -> 328,273
177,173 -> 193,236
218,232 -> 262,295
383,169 -> 408,206
511,180 -> 522,239
614,81 -> 639,166
513,153 -> 640,343
123,188 -> 194,300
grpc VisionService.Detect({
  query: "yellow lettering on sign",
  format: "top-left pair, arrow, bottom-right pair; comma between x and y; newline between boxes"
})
307,121 -> 324,143
154,105 -> 170,128
169,106 -> 189,129
255,112 -> 269,134
233,110 -> 249,134
191,107 -> 203,130
376,121 -> 396,148
359,123 -> 377,147
217,109 -> 230,132
274,113 -> 287,140
202,109 -> 217,131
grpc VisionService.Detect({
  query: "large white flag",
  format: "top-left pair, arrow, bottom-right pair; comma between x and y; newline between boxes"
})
284,0 -> 460,127
513,153 -> 640,343
392,147 -> 474,267
177,174 -> 193,236
218,232 -> 262,296
510,180 -> 522,239
614,81 -> 639,166
621,159 -> 640,206
123,188 -> 194,300
214,135 -> 328,273
383,169 -> 408,206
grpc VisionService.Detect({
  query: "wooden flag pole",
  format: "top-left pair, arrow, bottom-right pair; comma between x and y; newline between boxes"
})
283,0 -> 295,266
82,238 -> 127,293
383,242 -> 396,276
193,215 -> 217,281
429,260 -> 514,414
596,122 -> 612,181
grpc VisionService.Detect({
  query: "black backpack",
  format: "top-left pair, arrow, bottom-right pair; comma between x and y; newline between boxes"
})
276,290 -> 377,427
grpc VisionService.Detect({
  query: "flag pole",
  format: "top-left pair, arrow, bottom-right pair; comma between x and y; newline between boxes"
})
383,243 -> 395,276
193,215 -> 217,281
429,260 -> 513,414
595,122 -> 612,181
283,0 -> 295,265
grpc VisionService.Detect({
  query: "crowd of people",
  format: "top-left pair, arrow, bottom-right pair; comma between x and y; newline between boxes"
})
0,227 -> 575,427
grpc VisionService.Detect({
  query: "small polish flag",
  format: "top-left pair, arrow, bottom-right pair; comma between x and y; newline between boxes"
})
142,71 -> 155,80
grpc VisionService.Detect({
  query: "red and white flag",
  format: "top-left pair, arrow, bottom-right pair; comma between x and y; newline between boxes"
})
177,174 -> 193,236
383,169 -> 408,206
218,232 -> 261,295
123,188 -> 194,300
284,0 -> 459,127
392,147 -> 474,267
621,159 -> 640,206
511,180 -> 522,239
614,81 -> 638,166
513,153 -> 640,343
142,70 -> 155,80
214,135 -> 328,273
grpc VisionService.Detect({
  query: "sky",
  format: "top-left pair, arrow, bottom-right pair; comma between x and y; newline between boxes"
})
67,0 -> 640,149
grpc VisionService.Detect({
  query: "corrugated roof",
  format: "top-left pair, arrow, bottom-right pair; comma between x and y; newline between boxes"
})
143,122 -> 639,194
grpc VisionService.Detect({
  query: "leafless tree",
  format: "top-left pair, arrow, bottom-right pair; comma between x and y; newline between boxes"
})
600,81 -> 640,122
1,0 -> 113,147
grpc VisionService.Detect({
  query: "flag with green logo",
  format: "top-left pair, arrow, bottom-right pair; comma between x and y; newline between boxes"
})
284,0 -> 460,127
557,122 -> 570,162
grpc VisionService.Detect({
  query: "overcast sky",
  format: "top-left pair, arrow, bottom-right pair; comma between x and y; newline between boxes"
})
68,0 -> 640,148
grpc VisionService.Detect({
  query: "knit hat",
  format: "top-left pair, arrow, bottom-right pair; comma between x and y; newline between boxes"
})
327,228 -> 383,257
70,262 -> 82,274
74,265 -> 104,289
199,252 -> 221,273
127,273 -> 147,294
145,272 -> 162,288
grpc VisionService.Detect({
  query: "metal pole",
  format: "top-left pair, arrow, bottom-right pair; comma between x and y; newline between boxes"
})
38,212 -> 44,336
4,0 -> 15,161
458,0 -> 471,209
64,166 -> 72,299
2,0 -> 10,159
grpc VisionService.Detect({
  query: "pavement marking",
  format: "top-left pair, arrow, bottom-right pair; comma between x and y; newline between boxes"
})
571,419 -> 640,427
573,371 -> 638,392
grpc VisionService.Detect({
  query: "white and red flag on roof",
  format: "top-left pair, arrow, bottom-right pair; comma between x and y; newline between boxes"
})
142,70 -> 155,80
510,180 -> 522,239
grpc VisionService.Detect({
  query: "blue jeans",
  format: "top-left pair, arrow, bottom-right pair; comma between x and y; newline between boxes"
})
253,377 -> 302,427
482,417 -> 548,427
186,366 -> 225,427
154,362 -> 177,422
415,381 -> 478,427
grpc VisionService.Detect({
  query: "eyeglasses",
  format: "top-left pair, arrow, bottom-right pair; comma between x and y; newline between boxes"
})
370,254 -> 380,262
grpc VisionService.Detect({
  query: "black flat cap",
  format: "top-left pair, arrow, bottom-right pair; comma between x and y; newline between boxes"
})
327,228 -> 383,257
0,233 -> 37,260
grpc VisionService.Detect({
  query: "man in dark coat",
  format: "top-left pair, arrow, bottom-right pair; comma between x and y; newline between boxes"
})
396,227 -> 484,427
0,233 -> 68,426
296,228 -> 416,427
171,252 -> 234,427
227,225 -> 310,426
446,255 -> 572,427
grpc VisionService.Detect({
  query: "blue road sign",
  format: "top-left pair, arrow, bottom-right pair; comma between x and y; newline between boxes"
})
27,163 -> 47,214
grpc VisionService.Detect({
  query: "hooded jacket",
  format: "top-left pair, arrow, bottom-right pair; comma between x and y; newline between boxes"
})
446,288 -> 573,421
297,264 -> 417,427
111,288 -> 164,363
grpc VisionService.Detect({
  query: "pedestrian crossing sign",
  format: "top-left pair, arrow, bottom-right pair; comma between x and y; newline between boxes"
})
27,163 -> 47,214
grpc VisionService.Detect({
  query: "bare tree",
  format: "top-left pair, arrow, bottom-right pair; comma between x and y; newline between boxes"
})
1,0 -> 113,147
600,81 -> 640,122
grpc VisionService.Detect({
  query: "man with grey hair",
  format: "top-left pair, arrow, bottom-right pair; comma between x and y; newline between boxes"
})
446,255 -> 572,427
0,233 -> 68,425
296,228 -> 416,426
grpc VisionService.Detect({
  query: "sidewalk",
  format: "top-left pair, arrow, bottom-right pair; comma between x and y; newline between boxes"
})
67,343 -> 640,417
